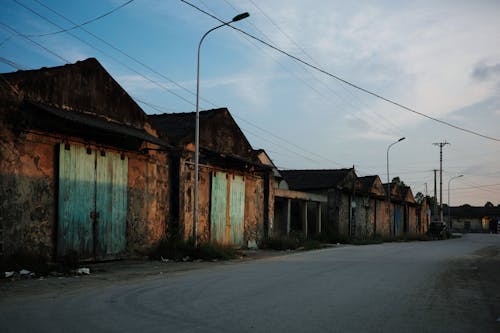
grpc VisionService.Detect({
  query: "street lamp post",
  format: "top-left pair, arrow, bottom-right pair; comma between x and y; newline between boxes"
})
193,12 -> 249,247
387,137 -> 405,238
447,174 -> 463,231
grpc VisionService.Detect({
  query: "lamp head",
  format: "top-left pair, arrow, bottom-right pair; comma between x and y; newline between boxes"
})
398,137 -> 406,142
232,12 -> 250,22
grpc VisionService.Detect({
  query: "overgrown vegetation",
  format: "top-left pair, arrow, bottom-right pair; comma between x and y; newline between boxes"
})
259,233 -> 324,251
259,235 -> 301,250
148,238 -> 240,261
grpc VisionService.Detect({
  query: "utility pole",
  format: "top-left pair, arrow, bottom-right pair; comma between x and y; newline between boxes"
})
433,169 -> 437,220
433,142 -> 450,225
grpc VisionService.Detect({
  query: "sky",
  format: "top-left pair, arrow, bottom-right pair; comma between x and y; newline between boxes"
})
1,0 -> 499,206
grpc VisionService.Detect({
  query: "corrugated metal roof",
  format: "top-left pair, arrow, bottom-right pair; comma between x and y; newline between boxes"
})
31,101 -> 166,146
280,169 -> 354,191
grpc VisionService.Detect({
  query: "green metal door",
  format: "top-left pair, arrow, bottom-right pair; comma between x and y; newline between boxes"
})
210,172 -> 227,243
58,144 -> 96,259
58,144 -> 128,260
210,172 -> 245,245
229,175 -> 245,245
96,151 -> 128,258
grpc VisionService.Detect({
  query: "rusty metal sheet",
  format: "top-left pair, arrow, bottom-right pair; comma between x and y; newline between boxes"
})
210,172 -> 227,243
58,144 -> 95,259
96,151 -> 128,258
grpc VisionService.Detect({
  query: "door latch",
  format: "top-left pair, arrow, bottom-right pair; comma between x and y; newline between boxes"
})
90,211 -> 100,220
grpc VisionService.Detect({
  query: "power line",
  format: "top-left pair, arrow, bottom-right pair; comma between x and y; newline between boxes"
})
230,0 -> 403,137
180,0 -> 500,143
30,0 -> 215,108
12,0 -> 196,107
24,0 -> 135,37
8,1 -> 348,168
0,21 -> 69,63
0,56 -> 28,70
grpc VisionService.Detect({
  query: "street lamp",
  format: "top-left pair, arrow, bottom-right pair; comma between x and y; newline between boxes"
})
193,12 -> 250,247
386,137 -> 405,238
447,174 -> 463,231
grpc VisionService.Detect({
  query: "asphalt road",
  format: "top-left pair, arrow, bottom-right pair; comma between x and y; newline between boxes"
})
1,234 -> 499,332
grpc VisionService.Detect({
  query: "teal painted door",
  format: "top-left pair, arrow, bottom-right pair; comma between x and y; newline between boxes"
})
210,172 -> 245,245
229,175 -> 245,245
96,151 -> 128,258
210,172 -> 227,243
58,144 -> 95,258
58,144 -> 128,260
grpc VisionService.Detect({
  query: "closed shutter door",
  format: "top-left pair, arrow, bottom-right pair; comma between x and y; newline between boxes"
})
58,144 -> 128,259
96,151 -> 128,258
58,144 -> 96,259
210,172 -> 227,243
229,175 -> 245,245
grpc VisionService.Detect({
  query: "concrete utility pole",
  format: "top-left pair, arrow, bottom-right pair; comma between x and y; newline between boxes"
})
433,142 -> 449,225
433,169 -> 437,220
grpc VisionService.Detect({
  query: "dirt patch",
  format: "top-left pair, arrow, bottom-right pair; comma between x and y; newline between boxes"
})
430,246 -> 500,332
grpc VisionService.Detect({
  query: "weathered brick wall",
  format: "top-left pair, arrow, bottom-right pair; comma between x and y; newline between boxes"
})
408,206 -> 418,234
0,127 -> 55,258
244,175 -> 265,245
178,158 -> 211,242
127,151 -> 169,254
377,200 -> 391,238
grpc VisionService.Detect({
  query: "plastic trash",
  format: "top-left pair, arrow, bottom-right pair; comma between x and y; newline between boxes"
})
76,267 -> 90,275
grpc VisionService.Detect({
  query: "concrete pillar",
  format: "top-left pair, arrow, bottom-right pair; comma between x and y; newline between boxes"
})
286,199 -> 291,235
302,201 -> 308,238
317,203 -> 322,234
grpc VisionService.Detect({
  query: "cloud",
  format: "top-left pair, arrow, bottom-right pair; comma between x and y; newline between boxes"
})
472,63 -> 500,81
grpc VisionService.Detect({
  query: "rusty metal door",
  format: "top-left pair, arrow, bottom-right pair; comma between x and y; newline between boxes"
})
210,172 -> 227,243
58,144 -> 128,260
95,151 -> 128,259
58,144 -> 96,259
229,175 -> 245,245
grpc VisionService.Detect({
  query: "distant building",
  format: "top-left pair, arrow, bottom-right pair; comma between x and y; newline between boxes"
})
449,206 -> 500,233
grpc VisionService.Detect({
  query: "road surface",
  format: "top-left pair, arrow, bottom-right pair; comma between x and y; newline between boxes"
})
1,234 -> 499,332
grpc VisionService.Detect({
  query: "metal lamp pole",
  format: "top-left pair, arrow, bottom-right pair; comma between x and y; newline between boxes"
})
386,137 -> 405,238
193,12 -> 250,247
447,174 -> 463,231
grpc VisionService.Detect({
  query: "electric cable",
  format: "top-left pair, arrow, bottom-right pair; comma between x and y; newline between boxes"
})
180,0 -> 500,143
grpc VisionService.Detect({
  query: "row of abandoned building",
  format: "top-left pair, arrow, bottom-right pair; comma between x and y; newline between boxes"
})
0,59 -> 430,261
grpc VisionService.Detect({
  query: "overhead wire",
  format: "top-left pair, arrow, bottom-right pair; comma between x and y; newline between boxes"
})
245,0 -> 404,136
228,0 -> 401,137
31,0 -> 216,108
24,0 -> 135,37
12,0 -> 196,107
0,21 -> 69,63
180,0 -> 500,143
8,0 -> 348,169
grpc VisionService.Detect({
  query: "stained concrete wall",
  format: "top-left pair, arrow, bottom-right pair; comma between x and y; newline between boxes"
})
326,189 -> 352,238
177,156 -> 268,246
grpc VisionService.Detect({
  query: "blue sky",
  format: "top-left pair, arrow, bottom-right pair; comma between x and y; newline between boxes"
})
1,0 -> 500,206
